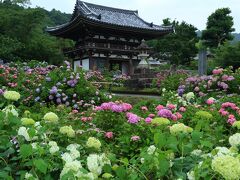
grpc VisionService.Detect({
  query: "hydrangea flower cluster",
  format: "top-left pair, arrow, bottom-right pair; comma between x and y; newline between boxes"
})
18,127 -> 31,141
86,137 -> 101,150
43,112 -> 59,123
126,112 -> 140,124
195,111 -> 213,120
170,123 -> 193,135
181,67 -> 237,97
147,145 -> 156,155
229,133 -> 240,147
21,118 -> 35,126
48,141 -> 59,154
3,91 -> 20,101
206,97 -> 216,105
87,153 -> 111,177
60,144 -> 91,179
151,117 -> 170,126
2,105 -> 19,117
131,135 -> 140,141
157,107 -> 183,121
212,155 -> 240,180
219,102 -> 240,125
59,126 -> 75,138
95,102 -> 132,112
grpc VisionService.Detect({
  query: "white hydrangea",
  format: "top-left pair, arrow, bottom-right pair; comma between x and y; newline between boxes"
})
60,160 -> 82,178
25,172 -> 34,179
185,92 -> 195,102
147,145 -> 156,155
70,149 -> 80,159
34,122 -> 42,131
2,105 -> 18,117
76,172 -> 95,180
87,154 -> 102,175
49,145 -> 59,154
187,170 -> 195,180
229,133 -> 240,147
18,127 -> 31,141
191,149 -> 202,156
214,147 -> 235,157
66,144 -> 80,151
62,152 -> 74,163
87,153 -> 111,176
31,143 -> 37,149
140,158 -> 145,164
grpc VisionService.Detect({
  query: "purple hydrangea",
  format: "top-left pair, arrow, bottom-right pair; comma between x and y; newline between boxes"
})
35,97 -> 40,102
126,112 -> 140,124
158,109 -> 173,119
56,98 -> 62,104
50,86 -> 58,94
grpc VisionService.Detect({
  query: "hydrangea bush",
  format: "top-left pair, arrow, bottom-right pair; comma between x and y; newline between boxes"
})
1,65 -> 240,179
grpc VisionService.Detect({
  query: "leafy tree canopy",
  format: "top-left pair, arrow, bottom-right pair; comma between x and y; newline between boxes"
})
149,19 -> 198,65
0,1 -> 73,64
202,8 -> 235,48
214,42 -> 240,69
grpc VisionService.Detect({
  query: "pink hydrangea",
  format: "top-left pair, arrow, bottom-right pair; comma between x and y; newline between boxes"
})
212,68 -> 223,75
167,104 -> 176,110
171,114 -> 177,121
206,98 -> 215,105
131,136 -> 140,141
126,112 -> 140,124
145,117 -> 152,124
111,104 -> 123,112
228,114 -> 235,119
105,132 -> 113,139
122,103 -> 132,111
156,105 -> 164,111
148,114 -> 155,118
228,118 -> 236,125
72,110 -> 79,114
141,106 -> 148,111
179,107 -> 186,112
175,112 -> 183,120
98,102 -> 132,112
194,87 -> 200,92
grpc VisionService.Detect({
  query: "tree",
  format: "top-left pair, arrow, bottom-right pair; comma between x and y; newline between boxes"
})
0,0 -> 30,6
151,20 -> 198,65
202,8 -> 235,48
0,2 -> 73,64
213,42 -> 240,69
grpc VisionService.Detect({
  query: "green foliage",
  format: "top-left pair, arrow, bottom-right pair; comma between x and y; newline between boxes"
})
151,20 -> 198,65
160,73 -> 188,91
214,42 -> 240,69
202,8 -> 235,48
0,2 -> 73,64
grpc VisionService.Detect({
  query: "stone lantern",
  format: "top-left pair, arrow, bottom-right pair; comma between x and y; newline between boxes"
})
136,39 -> 151,74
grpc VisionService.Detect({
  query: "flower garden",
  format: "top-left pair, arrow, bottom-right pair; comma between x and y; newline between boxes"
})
1,61 -> 240,180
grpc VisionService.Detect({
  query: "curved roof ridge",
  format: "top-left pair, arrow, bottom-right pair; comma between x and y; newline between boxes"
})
79,0 -> 138,14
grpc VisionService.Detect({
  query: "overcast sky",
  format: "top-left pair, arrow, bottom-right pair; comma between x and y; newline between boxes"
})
31,0 -> 240,32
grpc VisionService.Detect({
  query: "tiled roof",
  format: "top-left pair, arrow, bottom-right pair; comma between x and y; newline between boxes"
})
75,0 -> 171,31
46,0 -> 173,36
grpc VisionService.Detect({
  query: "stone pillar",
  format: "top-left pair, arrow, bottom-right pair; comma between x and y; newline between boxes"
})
198,50 -> 207,75
89,51 -> 95,71
129,58 -> 134,75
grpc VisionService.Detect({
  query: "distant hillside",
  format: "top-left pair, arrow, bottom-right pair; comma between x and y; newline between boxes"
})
232,33 -> 240,43
47,9 -> 71,26
196,30 -> 240,43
